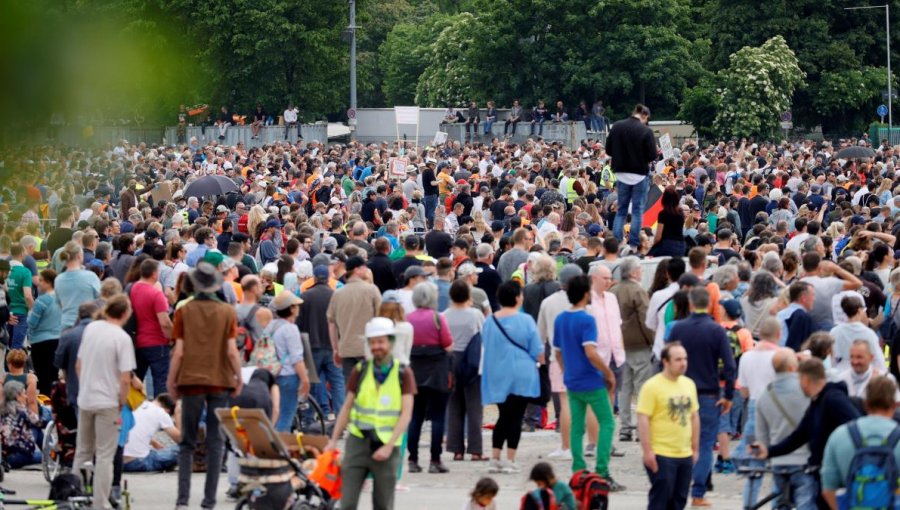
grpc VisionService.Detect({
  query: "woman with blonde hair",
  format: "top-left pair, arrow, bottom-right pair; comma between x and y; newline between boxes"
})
523,254 -> 559,319
878,178 -> 894,205
471,210 -> 487,242
247,204 -> 268,242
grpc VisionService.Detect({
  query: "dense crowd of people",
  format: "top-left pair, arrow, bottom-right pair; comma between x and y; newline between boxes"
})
2,103 -> 900,510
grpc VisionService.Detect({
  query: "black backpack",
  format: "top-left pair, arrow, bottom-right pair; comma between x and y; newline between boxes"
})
49,473 -> 83,500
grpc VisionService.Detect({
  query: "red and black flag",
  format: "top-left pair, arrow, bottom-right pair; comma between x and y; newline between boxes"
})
642,184 -> 664,228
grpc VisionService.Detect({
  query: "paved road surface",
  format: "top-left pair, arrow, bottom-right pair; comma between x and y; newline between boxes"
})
5,430 -> 753,509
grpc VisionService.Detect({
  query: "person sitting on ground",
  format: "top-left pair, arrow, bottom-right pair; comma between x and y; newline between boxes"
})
463,477 -> 500,510
0,380 -> 42,468
123,393 -> 182,472
528,462 -> 577,510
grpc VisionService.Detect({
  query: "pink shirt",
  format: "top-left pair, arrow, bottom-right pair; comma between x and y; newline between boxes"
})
588,290 -> 626,366
407,308 -> 453,349
131,280 -> 170,349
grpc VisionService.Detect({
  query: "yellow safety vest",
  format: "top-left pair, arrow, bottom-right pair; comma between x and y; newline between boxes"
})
35,237 -> 48,269
348,360 -> 403,446
565,178 -> 578,203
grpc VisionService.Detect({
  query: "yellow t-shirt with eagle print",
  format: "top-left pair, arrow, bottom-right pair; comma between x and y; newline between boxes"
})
637,373 -> 699,458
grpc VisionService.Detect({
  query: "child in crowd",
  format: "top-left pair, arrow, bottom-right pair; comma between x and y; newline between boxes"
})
463,477 -> 499,510
529,462 -> 576,510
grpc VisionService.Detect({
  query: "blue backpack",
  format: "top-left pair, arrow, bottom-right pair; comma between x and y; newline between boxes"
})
839,422 -> 900,510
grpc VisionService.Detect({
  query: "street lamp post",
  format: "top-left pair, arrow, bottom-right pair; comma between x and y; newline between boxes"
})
846,4 -> 892,136
349,0 -> 357,139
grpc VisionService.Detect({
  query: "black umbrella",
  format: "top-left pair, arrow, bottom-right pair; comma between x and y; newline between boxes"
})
183,175 -> 239,198
835,146 -> 876,159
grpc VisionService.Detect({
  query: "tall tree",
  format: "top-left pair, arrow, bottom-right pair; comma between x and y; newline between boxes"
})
712,36 -> 805,139
702,0 -> 899,134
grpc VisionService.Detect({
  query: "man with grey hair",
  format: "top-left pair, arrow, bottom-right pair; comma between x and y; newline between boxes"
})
537,264 -> 595,460
754,347 -> 815,509
347,220 -> 375,258
711,264 -> 739,301
19,235 -> 38,281
761,251 -> 783,276
800,236 -> 824,256
611,256 -> 655,441
474,243 -> 501,311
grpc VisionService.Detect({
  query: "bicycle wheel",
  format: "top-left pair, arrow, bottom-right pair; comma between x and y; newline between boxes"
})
292,396 -> 327,435
42,421 -> 62,483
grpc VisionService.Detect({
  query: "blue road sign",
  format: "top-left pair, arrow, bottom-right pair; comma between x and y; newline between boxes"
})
878,104 -> 889,117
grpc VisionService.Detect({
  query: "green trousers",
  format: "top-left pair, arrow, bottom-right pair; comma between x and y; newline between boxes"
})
569,388 -> 615,476
341,434 -> 401,510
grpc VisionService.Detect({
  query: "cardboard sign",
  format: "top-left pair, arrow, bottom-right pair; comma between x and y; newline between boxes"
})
433,131 -> 448,145
389,157 -> 409,177
151,180 -> 173,204
394,106 -> 420,125
659,133 -> 674,160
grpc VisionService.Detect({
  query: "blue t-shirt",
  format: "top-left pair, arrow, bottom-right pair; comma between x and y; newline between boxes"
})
553,309 -> 605,392
55,269 -> 101,329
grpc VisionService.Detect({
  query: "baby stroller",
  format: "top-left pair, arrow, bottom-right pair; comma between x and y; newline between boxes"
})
217,407 -> 336,510
41,381 -> 78,483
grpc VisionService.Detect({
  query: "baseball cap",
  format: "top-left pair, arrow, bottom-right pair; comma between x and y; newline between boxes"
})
721,299 -> 742,320
202,250 -> 225,268
850,215 -> 866,226
313,265 -> 330,280
312,253 -> 337,267
403,264 -> 428,281
677,273 -> 702,288
382,290 -> 401,303
558,264 -> 584,287
216,205 -> 229,213
265,218 -> 282,229
456,263 -> 482,278
219,257 -> 236,272
273,291 -> 303,311
587,224 -> 603,237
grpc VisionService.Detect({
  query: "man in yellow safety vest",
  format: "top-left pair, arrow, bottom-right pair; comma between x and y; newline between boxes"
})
328,317 -> 416,510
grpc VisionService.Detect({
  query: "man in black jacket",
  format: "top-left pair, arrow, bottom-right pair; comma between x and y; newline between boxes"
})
605,104 -> 657,253
753,358 -> 860,509
367,238 -> 398,293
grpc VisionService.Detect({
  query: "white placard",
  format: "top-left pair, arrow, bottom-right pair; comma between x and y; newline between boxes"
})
389,157 -> 409,177
659,133 -> 674,160
433,131 -> 448,145
394,106 -> 420,125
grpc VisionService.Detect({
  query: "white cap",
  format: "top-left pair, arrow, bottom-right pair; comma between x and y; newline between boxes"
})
364,317 -> 395,339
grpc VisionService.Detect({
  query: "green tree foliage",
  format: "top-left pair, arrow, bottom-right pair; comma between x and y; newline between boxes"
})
380,12 -> 454,105
388,0 -> 705,116
701,0 -> 898,134
712,36 -> 805,139
415,13 -> 483,106
167,0 -> 348,120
